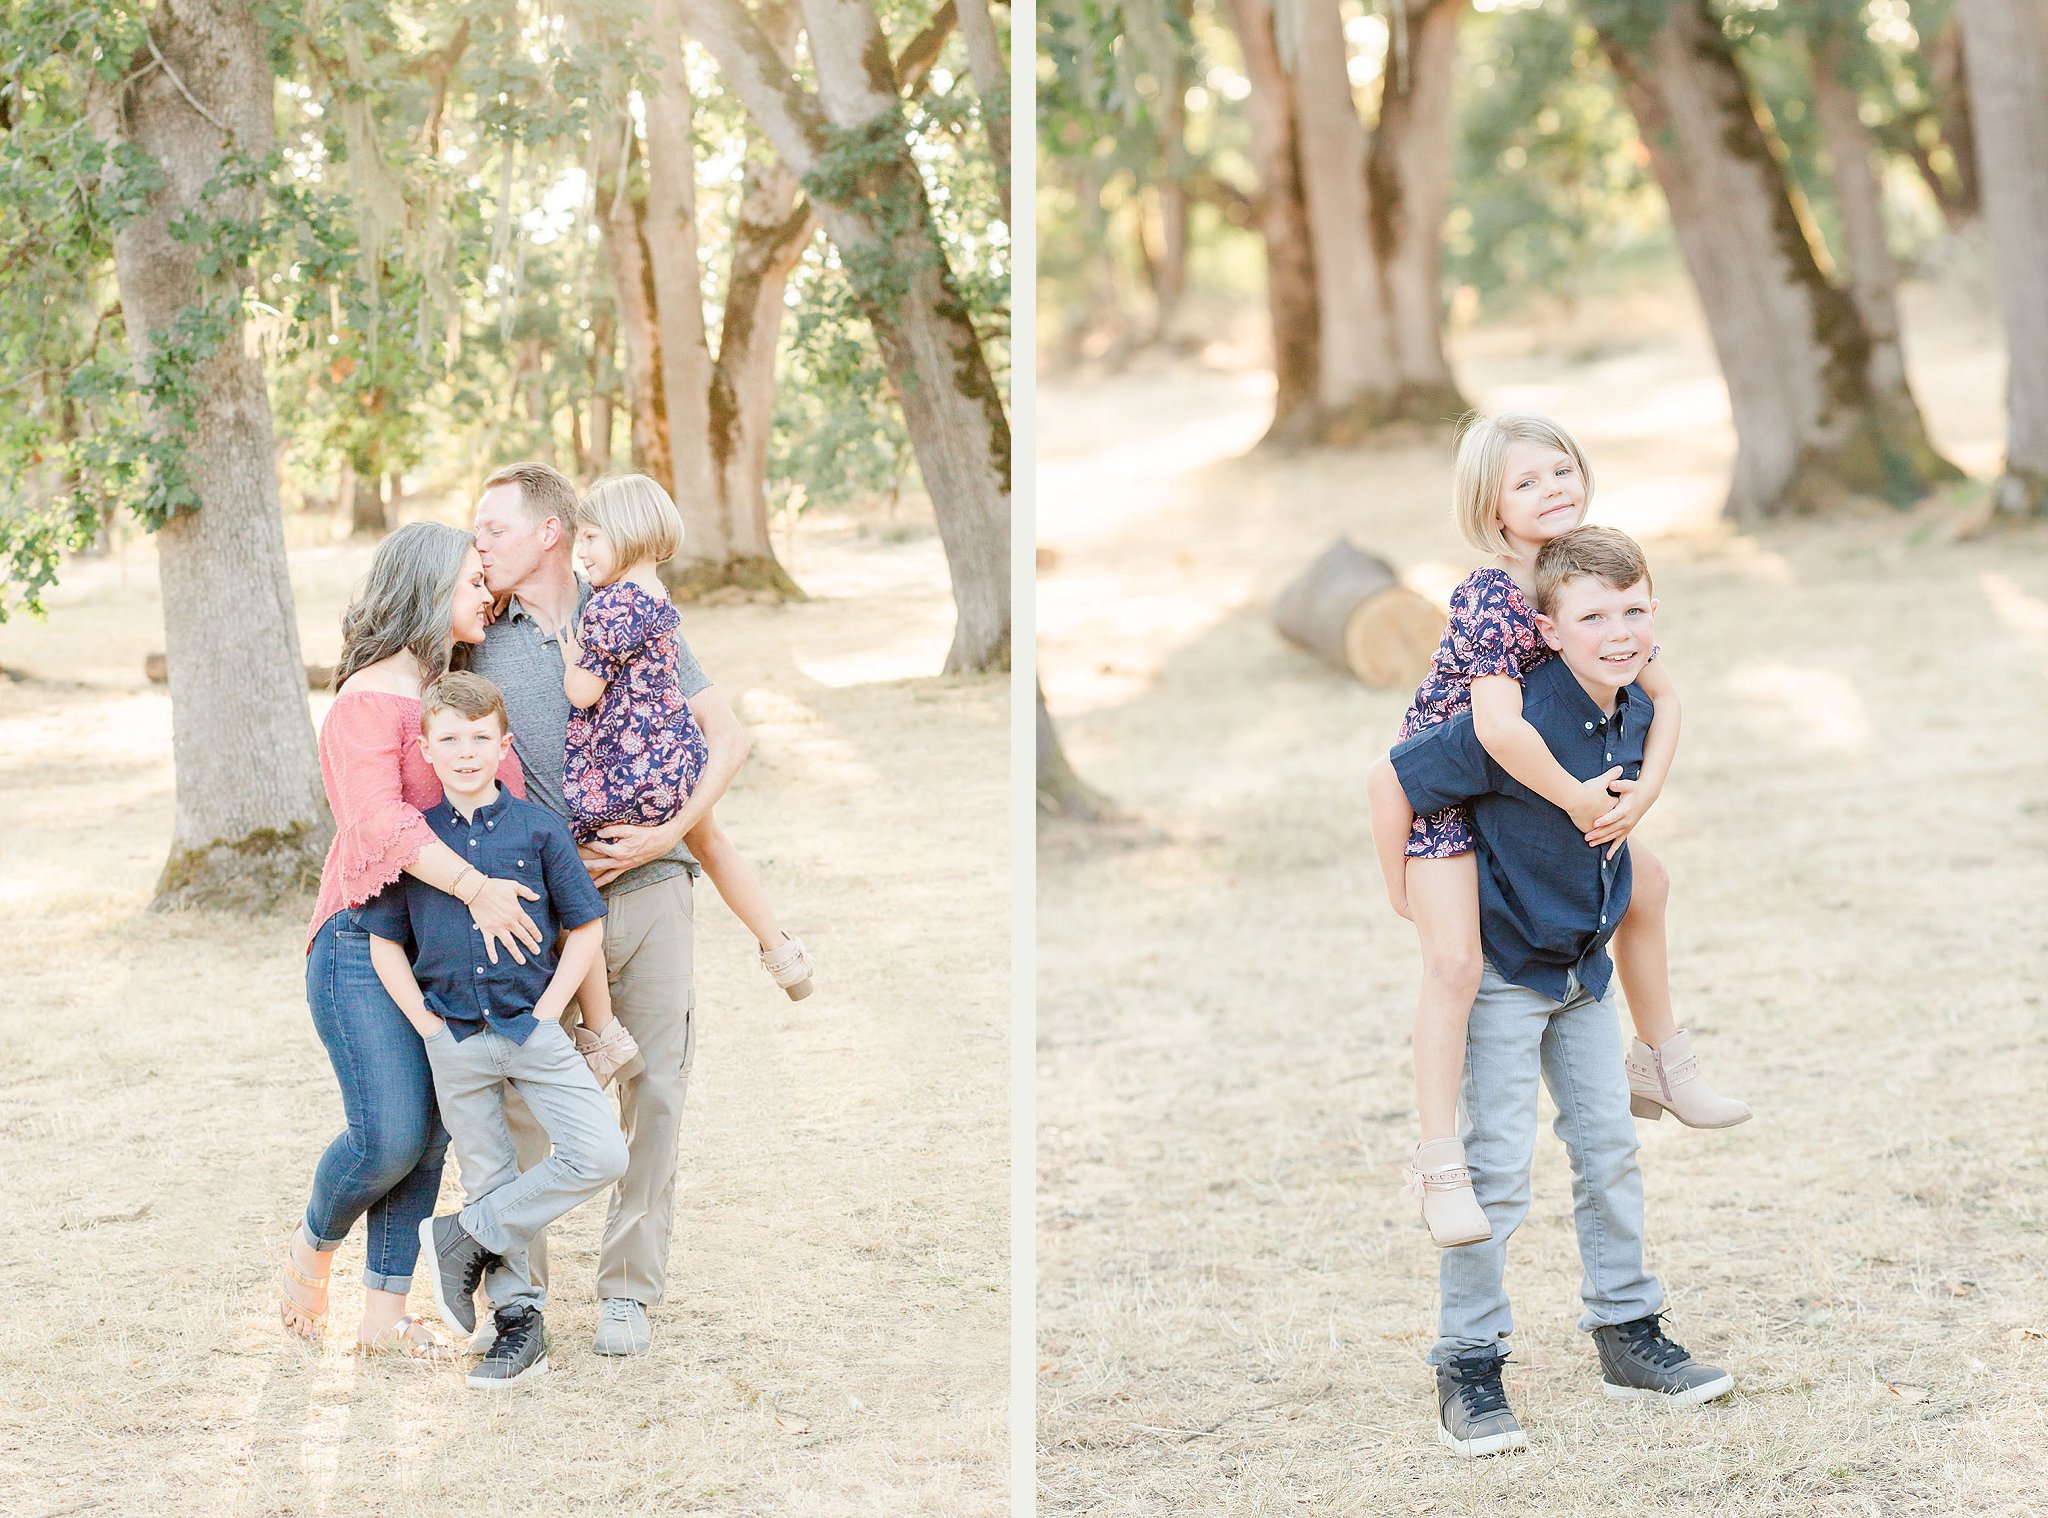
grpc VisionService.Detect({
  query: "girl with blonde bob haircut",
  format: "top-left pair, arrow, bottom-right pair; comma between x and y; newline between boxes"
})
1452,412 -> 1596,558
560,474 -> 815,1015
1366,412 -> 1747,1253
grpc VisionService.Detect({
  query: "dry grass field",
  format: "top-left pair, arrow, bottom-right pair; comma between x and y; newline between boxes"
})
1037,278 -> 2048,1515
0,511 -> 1008,1516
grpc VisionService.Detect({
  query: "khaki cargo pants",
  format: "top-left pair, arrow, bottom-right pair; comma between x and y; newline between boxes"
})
507,872 -> 695,1306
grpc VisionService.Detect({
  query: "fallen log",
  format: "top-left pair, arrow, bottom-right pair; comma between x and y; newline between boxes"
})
146,652 -> 336,691
1271,540 -> 1445,690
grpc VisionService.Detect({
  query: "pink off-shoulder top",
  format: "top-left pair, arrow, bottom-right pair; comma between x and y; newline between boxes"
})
305,690 -> 526,952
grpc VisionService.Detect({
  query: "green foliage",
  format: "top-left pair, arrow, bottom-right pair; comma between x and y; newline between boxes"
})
2,0 -> 1006,618
1447,0 -> 1662,308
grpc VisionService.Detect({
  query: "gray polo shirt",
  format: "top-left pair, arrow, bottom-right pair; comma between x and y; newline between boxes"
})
465,576 -> 709,896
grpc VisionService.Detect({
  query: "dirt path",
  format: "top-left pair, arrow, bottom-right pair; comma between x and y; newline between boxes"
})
0,520 -> 1008,1516
1036,284 -> 2048,1515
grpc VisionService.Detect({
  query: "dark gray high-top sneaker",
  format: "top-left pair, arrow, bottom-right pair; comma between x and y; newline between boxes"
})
1594,1314 -> 1735,1407
466,1305 -> 548,1389
1435,1351 -> 1528,1458
418,1214 -> 496,1336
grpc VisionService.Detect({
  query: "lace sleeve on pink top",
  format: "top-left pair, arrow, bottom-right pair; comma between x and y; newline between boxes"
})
321,698 -> 437,910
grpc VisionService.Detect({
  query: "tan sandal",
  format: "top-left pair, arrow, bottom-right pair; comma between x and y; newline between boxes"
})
281,1241 -> 330,1345
761,933 -> 814,1001
355,1314 -> 457,1362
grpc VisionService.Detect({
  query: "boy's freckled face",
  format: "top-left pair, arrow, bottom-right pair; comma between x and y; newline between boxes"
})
1537,577 -> 1657,694
419,712 -> 513,795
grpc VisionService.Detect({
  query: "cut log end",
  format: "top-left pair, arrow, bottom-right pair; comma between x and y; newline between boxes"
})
1342,588 -> 1449,689
1272,539 -> 1446,691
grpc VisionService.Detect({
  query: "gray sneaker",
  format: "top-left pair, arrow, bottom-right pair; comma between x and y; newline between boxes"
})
1594,1314 -> 1735,1407
593,1297 -> 651,1356
1435,1351 -> 1528,1458
466,1305 -> 548,1389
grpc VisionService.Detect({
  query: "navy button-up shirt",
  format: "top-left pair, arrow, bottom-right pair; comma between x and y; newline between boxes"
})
1391,655 -> 1652,1002
360,790 -> 606,1044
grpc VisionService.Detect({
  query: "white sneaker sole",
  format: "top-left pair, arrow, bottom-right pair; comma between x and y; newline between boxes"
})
417,1217 -> 477,1336
1437,1423 -> 1528,1458
1603,1372 -> 1735,1407
466,1352 -> 549,1390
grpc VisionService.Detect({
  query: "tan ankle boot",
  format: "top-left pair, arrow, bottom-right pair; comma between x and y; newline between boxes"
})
1404,1138 -> 1493,1248
1626,1030 -> 1751,1129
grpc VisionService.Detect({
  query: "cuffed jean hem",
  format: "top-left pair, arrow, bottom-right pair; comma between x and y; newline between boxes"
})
299,1218 -> 349,1253
361,1268 -> 414,1294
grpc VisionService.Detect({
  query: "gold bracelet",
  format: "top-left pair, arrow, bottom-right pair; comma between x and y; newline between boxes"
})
455,865 -> 481,905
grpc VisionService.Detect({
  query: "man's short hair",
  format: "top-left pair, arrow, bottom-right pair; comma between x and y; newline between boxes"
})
420,671 -> 509,734
481,460 -> 579,528
1534,525 -> 1652,617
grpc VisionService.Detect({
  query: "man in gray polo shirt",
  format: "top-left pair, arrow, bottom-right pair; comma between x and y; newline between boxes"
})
465,460 -> 751,1356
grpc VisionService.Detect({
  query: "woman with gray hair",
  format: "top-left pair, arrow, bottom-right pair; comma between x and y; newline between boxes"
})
279,522 -> 544,1357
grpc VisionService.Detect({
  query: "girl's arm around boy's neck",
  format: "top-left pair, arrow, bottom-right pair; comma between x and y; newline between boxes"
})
1469,676 -> 1618,833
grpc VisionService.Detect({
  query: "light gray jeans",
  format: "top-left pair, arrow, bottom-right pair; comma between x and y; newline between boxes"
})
423,1018 -> 629,1316
1430,962 -> 1665,1365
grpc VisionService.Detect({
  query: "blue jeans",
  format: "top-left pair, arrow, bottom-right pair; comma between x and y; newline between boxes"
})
300,906 -> 449,1292
1430,962 -> 1664,1365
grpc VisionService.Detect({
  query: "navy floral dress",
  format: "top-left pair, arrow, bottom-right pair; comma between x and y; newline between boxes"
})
564,582 -> 709,844
1396,567 -> 1555,860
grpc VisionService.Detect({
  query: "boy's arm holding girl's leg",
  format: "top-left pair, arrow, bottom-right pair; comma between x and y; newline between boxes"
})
368,934 -> 446,1040
1469,674 -> 1622,834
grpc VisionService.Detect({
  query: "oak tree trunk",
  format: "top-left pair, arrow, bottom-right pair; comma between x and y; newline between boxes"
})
1037,681 -> 1109,821
1289,0 -> 1394,431
1810,25 -> 1910,399
596,124 -> 672,492
94,0 -> 330,907
954,0 -> 1010,206
586,311 -> 616,475
1369,0 -> 1469,422
638,0 -> 724,562
1224,0 -> 1321,444
680,0 -> 1011,674
703,140 -> 813,599
1960,0 -> 2048,513
1600,0 -> 1959,517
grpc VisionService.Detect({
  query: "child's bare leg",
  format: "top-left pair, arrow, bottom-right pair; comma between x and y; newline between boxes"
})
1407,853 -> 1485,1143
575,947 -> 616,1033
1616,842 -> 1749,1127
684,812 -> 784,949
1614,843 -> 1677,1047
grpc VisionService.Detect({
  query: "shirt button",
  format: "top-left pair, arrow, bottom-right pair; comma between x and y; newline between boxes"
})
469,839 -> 478,847
1584,721 -> 1593,731
475,966 -> 484,975
517,859 -> 525,867
1600,915 -> 1607,925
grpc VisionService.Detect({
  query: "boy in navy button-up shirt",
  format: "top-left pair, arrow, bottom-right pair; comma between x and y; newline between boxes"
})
363,674 -> 631,1387
1371,528 -> 1734,1453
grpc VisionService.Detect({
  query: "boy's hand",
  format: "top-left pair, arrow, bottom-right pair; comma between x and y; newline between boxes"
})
1585,777 -> 1657,854
1565,767 -> 1625,834
409,1013 -> 448,1041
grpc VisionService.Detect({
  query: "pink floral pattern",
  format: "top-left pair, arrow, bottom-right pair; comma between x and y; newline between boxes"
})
1396,568 -> 1554,860
564,582 -> 708,843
